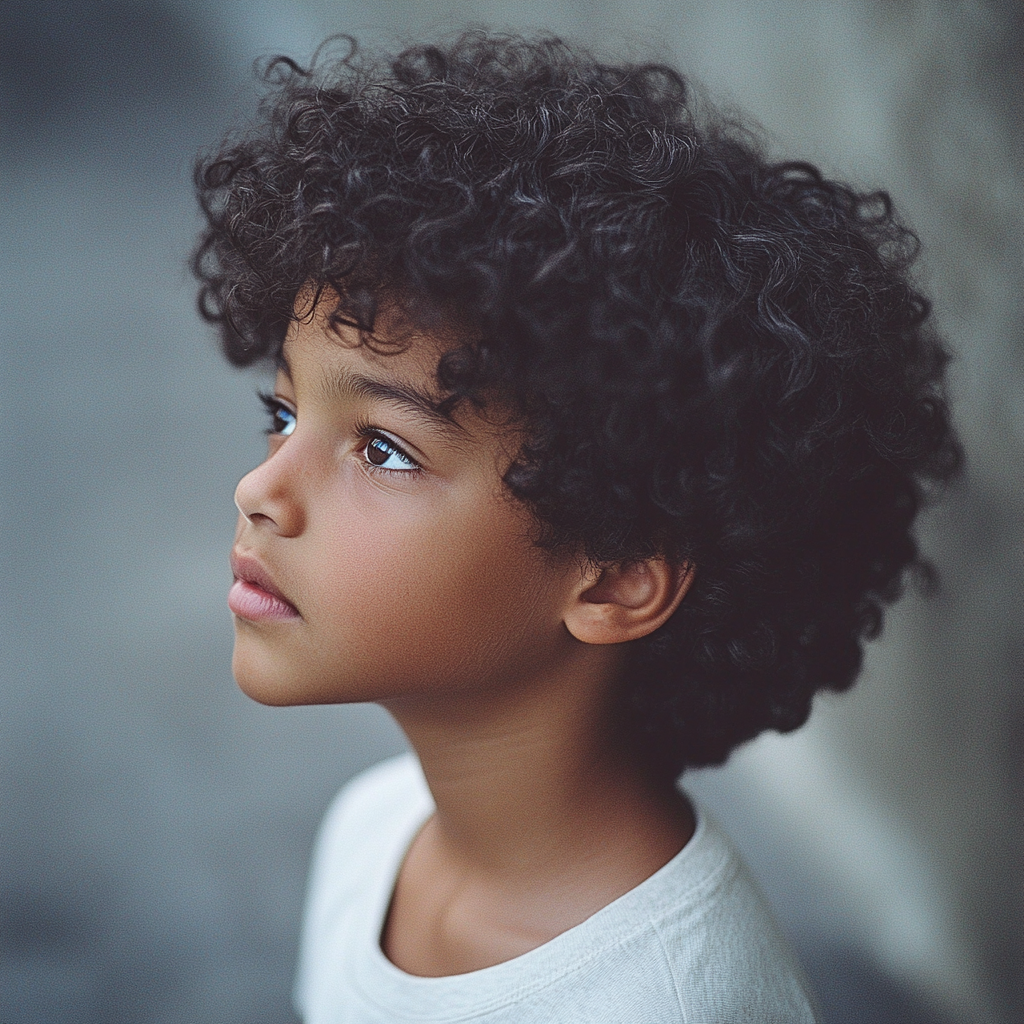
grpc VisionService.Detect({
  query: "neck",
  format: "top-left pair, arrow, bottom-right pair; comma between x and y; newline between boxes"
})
381,645 -> 691,884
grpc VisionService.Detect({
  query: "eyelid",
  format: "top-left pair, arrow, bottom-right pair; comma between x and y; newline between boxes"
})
353,420 -> 423,471
258,390 -> 295,412
258,387 -> 294,407
258,391 -> 297,435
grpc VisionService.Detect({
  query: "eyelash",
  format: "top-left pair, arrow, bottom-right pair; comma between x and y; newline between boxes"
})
259,391 -> 295,436
257,392 -> 421,475
352,417 -> 422,475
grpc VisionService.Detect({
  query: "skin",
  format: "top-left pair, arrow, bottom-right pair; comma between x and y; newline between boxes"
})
231,300 -> 696,977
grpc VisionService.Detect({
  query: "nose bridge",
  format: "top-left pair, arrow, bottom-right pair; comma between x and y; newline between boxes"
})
235,432 -> 313,535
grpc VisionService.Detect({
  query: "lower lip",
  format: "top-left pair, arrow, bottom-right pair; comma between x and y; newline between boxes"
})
228,579 -> 300,622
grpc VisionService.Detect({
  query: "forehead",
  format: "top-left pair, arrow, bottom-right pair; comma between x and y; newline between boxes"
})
282,299 -> 446,382
280,303 -> 519,447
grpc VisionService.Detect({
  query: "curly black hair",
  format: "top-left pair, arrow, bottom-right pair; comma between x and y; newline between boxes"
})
193,31 -> 962,779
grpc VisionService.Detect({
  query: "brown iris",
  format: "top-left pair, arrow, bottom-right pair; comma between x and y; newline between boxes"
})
366,437 -> 393,465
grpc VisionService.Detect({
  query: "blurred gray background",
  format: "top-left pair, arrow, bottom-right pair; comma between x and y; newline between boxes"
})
1,1 -> 1021,1022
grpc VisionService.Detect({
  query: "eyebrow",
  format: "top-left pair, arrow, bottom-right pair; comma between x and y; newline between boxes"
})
279,354 -> 467,440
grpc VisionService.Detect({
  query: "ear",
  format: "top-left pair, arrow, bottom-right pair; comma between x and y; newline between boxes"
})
564,558 -> 695,645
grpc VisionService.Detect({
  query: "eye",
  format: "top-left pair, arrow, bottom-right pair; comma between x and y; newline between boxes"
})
259,392 -> 296,437
362,432 -> 420,472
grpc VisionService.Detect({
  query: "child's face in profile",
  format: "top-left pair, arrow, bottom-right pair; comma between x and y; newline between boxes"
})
228,303 -> 584,709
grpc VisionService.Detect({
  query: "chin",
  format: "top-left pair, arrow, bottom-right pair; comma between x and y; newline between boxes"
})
231,646 -> 306,706
233,672 -> 303,706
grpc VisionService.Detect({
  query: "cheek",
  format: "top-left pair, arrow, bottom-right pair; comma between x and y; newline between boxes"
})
308,485 -> 563,687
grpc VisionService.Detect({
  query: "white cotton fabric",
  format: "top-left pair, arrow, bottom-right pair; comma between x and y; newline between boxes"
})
294,754 -> 819,1024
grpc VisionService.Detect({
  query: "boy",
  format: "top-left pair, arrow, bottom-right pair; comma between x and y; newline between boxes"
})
194,32 -> 961,1022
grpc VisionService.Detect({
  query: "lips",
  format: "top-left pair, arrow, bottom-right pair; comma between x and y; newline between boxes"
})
228,551 -> 300,621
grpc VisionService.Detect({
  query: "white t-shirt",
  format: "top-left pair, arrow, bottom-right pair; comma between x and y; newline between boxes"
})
294,754 -> 819,1023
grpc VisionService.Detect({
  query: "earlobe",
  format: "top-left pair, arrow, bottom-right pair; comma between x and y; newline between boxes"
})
564,559 -> 695,645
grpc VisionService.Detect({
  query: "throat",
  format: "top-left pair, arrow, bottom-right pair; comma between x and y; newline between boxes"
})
378,650 -> 694,976
379,778 -> 694,977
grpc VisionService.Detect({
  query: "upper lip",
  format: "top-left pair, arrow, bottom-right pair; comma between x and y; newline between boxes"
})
230,550 -> 296,608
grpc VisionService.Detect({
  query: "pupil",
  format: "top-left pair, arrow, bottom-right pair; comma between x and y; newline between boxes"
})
367,438 -> 390,465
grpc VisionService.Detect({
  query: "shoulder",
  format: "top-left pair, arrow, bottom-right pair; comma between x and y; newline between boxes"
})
303,751 -> 423,862
294,754 -> 433,1017
316,752 -> 429,841
641,800 -> 820,1021
305,753 -> 431,899
477,803 -> 820,1022
305,752 -> 427,881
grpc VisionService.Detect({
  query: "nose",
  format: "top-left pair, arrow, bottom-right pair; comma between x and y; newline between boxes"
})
233,445 -> 306,537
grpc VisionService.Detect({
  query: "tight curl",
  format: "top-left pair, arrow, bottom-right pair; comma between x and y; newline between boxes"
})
194,32 -> 962,779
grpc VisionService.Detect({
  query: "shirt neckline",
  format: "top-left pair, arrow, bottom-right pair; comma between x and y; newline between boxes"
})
348,756 -> 730,1021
